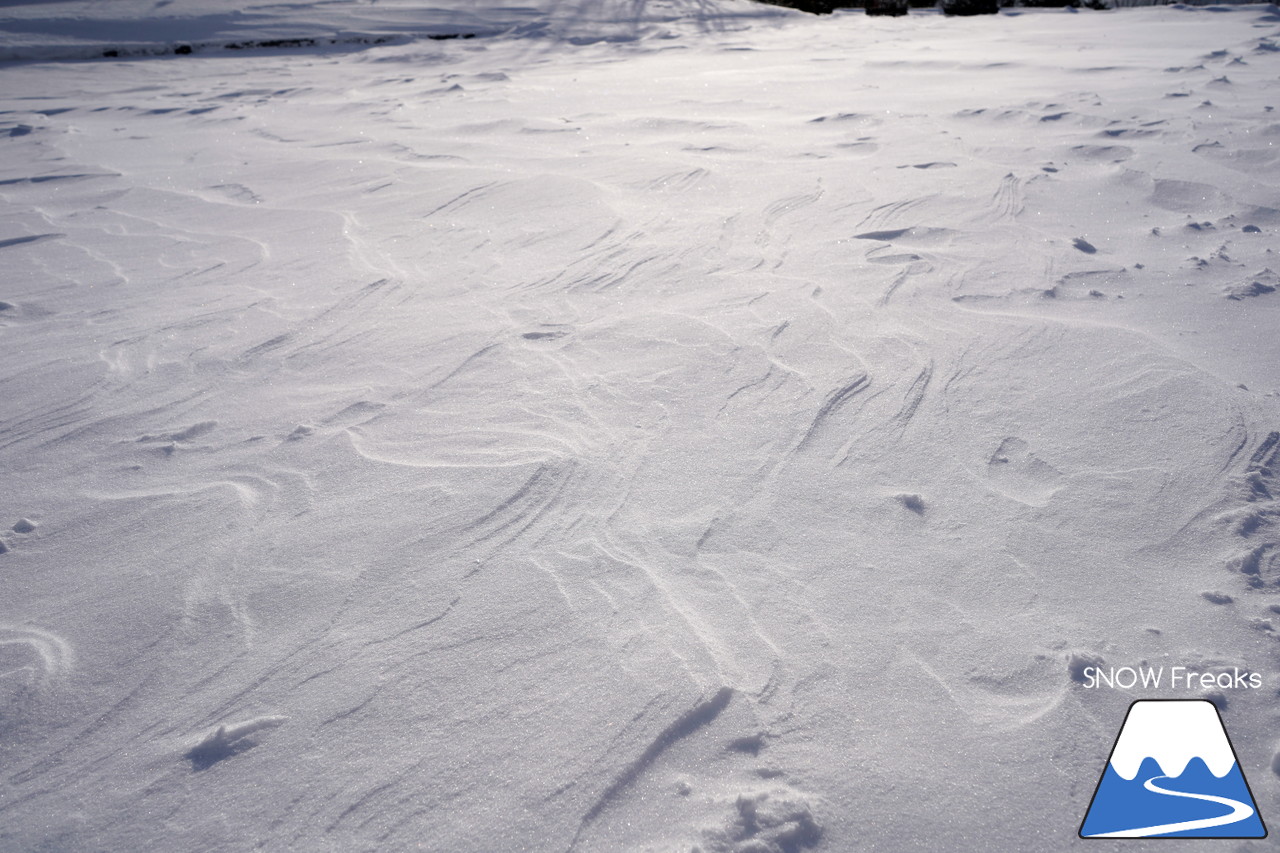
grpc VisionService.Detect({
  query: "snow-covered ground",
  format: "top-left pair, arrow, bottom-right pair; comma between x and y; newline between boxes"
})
2,1 -> 1280,850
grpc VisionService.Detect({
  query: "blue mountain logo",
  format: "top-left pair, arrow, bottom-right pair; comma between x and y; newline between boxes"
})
1080,699 -> 1266,839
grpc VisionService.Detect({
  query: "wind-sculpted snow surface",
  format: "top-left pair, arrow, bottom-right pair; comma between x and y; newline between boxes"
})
2,4 -> 1280,851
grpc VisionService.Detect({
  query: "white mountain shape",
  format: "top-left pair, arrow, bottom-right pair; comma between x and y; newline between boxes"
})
1109,700 -> 1237,781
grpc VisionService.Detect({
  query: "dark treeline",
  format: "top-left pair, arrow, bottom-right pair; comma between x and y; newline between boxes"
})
758,0 -> 1270,15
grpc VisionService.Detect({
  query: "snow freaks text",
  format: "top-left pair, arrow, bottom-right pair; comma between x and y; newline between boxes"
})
1080,666 -> 1262,691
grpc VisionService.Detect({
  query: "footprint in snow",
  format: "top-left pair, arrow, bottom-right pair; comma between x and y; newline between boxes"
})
986,437 -> 1063,506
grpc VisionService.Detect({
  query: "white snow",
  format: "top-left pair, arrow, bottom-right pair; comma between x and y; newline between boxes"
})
1108,700 -> 1237,780
3,1 -> 1280,850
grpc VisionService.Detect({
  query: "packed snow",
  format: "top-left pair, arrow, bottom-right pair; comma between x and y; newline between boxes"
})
2,1 -> 1280,850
